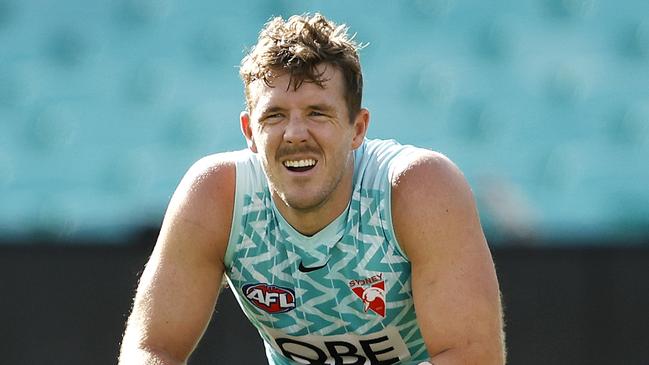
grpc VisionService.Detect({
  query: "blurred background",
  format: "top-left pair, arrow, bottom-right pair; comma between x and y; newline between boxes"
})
1,0 -> 647,364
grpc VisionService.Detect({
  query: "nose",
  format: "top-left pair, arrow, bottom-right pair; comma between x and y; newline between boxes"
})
283,114 -> 309,144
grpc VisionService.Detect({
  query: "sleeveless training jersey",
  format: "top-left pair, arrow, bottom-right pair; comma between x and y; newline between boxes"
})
224,138 -> 431,365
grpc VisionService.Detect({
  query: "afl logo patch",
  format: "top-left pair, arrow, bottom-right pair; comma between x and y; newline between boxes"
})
242,283 -> 296,314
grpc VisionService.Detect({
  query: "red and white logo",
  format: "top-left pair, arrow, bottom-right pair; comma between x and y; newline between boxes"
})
242,283 -> 296,314
349,273 -> 386,317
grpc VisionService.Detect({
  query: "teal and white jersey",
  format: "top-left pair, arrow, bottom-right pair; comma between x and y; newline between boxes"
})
224,139 -> 430,365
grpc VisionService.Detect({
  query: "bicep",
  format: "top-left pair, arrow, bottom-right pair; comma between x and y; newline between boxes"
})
122,157 -> 235,362
129,222 -> 225,360
392,151 -> 504,363
409,225 -> 502,362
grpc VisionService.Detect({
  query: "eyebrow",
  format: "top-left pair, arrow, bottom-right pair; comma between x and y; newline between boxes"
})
308,103 -> 336,113
257,106 -> 286,117
258,103 -> 337,116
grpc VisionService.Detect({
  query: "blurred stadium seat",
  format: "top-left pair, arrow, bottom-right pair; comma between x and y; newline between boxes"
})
1,0 -> 647,244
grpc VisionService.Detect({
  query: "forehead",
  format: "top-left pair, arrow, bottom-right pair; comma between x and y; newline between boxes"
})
248,65 -> 346,114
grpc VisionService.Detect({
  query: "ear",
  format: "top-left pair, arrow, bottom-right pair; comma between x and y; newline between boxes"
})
351,108 -> 370,149
240,111 -> 258,153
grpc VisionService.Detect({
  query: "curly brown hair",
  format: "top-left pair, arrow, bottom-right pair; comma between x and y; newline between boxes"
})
240,13 -> 364,121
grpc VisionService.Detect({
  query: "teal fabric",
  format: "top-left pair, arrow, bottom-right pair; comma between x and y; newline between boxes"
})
225,139 -> 430,364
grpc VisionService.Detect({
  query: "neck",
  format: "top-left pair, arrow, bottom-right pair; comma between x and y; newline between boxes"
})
273,156 -> 355,236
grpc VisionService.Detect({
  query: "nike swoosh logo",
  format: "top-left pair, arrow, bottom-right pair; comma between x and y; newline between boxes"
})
298,259 -> 330,273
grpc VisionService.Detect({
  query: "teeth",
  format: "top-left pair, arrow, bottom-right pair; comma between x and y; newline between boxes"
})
283,159 -> 316,168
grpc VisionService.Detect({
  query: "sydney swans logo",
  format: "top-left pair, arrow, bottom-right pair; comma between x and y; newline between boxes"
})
349,273 -> 386,317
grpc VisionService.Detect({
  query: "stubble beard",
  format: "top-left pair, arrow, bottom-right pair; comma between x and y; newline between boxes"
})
268,152 -> 353,214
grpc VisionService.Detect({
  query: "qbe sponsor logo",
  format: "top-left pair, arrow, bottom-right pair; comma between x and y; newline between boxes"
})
266,326 -> 410,365
242,283 -> 296,314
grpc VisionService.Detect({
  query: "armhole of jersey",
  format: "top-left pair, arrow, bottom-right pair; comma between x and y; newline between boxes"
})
223,157 -> 242,268
386,164 -> 410,261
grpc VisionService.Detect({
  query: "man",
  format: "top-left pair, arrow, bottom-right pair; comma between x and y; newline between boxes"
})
119,13 -> 505,365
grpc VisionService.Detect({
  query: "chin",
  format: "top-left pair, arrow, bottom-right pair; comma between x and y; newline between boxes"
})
283,197 -> 322,211
281,191 -> 328,211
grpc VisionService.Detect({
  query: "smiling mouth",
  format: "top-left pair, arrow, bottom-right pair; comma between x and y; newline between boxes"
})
283,159 -> 317,172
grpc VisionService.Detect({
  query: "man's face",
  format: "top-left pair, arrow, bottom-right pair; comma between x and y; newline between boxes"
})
241,64 -> 368,213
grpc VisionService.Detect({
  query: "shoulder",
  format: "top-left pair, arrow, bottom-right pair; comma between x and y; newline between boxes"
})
161,151 -> 245,258
183,150 -> 246,184
172,151 -> 241,206
391,148 -> 469,200
390,149 -> 479,258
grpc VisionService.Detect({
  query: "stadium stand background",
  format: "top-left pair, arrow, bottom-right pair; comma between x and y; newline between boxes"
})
1,0 -> 648,364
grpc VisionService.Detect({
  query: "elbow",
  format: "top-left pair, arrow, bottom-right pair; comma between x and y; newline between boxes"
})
119,343 -> 187,365
119,329 -> 187,365
428,339 -> 506,365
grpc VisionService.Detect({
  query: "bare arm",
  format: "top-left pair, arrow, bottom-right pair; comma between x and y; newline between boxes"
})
392,150 -> 505,364
119,154 -> 236,364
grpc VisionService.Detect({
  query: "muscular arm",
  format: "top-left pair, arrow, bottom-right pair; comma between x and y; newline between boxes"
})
119,154 -> 236,364
392,150 -> 505,364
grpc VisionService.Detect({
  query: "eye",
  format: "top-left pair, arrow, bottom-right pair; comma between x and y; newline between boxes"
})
262,113 -> 284,123
309,110 -> 326,117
